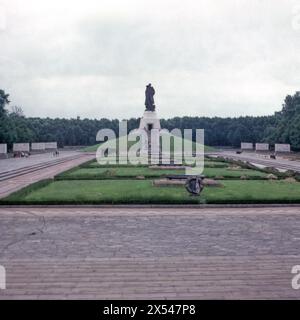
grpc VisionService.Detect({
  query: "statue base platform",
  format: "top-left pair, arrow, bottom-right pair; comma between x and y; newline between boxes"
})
138,111 -> 161,131
128,111 -> 161,159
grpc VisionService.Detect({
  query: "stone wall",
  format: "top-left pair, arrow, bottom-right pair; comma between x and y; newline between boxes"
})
255,143 -> 269,151
275,144 -> 291,153
0,144 -> 7,154
13,143 -> 30,152
31,143 -> 46,151
241,143 -> 253,150
45,142 -> 57,149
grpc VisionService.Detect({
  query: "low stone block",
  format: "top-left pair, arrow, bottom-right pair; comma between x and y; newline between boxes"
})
13,143 -> 30,152
241,143 -> 253,150
31,142 -> 46,150
256,143 -> 269,151
0,143 -> 7,154
275,144 -> 291,153
45,142 -> 57,149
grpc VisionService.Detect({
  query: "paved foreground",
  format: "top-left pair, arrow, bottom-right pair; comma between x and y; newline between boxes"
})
0,207 -> 300,299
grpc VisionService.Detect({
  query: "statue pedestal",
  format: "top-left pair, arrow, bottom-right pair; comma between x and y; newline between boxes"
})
138,111 -> 161,131
140,111 -> 161,157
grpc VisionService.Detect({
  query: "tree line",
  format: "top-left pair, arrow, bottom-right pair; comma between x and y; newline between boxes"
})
1,89 -> 299,150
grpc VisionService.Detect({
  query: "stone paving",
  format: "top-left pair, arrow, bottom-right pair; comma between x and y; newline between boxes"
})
215,151 -> 300,172
0,207 -> 300,299
0,153 -> 94,198
0,151 -> 81,173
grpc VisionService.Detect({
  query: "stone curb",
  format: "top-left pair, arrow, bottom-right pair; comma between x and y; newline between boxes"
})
1,204 -> 300,209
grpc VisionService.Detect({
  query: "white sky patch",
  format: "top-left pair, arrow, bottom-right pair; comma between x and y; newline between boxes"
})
0,0 -> 299,119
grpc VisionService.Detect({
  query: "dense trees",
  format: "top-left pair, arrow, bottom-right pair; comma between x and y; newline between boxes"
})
0,89 -> 300,150
160,116 -> 275,148
0,90 -> 10,117
263,92 -> 300,150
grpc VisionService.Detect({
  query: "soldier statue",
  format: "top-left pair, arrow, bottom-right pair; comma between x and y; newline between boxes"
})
145,84 -> 155,111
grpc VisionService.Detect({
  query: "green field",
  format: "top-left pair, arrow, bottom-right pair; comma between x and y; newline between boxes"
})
57,167 -> 185,179
57,166 -> 268,180
82,135 -> 216,153
2,155 -> 297,205
85,160 -> 229,169
3,179 -> 300,205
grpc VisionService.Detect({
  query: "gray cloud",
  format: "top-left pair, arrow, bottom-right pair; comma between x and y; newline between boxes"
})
0,0 -> 299,119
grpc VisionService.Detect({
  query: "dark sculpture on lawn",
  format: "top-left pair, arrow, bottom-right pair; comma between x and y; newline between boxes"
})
185,176 -> 204,196
145,83 -> 155,111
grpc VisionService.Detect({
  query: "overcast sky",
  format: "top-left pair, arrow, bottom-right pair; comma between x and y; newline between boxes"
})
1,0 -> 300,119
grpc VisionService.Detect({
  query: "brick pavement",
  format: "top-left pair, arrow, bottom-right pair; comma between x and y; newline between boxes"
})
0,207 -> 300,299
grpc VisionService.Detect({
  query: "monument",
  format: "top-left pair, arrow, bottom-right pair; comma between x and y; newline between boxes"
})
131,84 -> 162,160
129,84 -> 199,167
185,176 -> 204,195
145,83 -> 156,112
139,84 -> 161,133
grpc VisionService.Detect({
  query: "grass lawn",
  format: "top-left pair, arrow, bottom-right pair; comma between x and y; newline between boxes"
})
84,160 -> 229,169
57,167 -> 185,179
3,180 -> 195,204
203,180 -> 300,204
82,135 -> 216,153
3,180 -> 300,205
57,166 -> 268,180
204,167 -> 267,179
83,138 -> 137,153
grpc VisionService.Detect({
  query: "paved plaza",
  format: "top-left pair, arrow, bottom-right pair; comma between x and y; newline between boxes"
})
0,206 -> 300,299
1,152 -> 300,299
0,152 -> 94,199
0,151 -> 82,174
214,151 -> 300,172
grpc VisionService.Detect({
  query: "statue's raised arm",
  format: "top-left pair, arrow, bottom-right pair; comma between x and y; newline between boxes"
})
145,83 -> 155,111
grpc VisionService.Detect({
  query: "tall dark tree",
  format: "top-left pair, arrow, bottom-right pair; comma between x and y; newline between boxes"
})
0,89 -> 10,117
